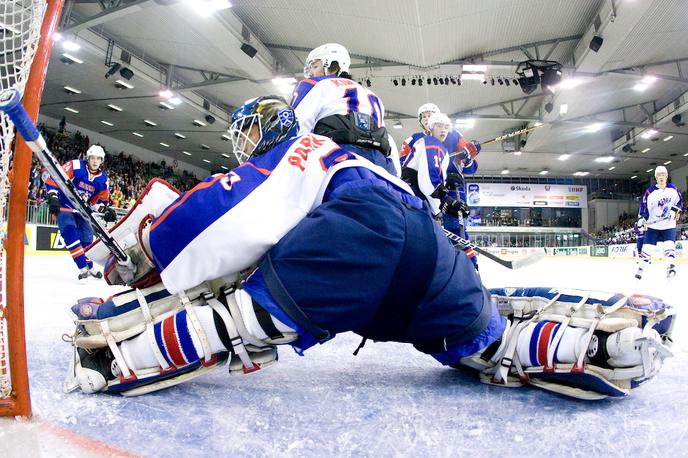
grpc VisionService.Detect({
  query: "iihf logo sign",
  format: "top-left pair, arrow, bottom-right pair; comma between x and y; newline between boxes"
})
277,109 -> 294,128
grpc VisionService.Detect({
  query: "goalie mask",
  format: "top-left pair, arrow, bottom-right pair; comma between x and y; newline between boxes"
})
229,96 -> 298,164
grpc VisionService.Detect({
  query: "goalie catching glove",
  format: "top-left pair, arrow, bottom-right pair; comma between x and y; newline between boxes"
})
456,287 -> 675,400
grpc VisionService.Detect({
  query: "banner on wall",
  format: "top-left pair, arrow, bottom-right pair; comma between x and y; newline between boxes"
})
466,183 -> 587,208
36,225 -> 68,251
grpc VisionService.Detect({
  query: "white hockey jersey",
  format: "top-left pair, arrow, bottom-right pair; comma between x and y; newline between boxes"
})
640,183 -> 683,230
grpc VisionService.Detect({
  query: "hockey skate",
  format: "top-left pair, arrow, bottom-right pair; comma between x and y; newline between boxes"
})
64,347 -> 118,394
667,264 -> 676,279
78,267 -> 89,283
89,268 -> 103,279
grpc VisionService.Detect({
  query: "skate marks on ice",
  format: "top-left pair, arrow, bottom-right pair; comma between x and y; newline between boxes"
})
10,255 -> 688,457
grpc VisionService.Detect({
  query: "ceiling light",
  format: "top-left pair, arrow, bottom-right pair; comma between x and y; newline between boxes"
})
641,147 -> 650,153
573,171 -> 589,176
159,101 -> 174,110
221,166 -> 229,170
514,151 -> 522,155
501,169 -> 509,175
169,97 -> 183,105
558,154 -> 570,161
201,144 -> 210,150
557,78 -> 585,90
646,169 -> 653,173
192,0 -> 232,17
132,132 -> 144,138
144,119 -> 157,126
608,166 -> 615,171
463,65 -> 487,72
62,40 -> 80,51
663,135 -> 673,141
174,132 -> 186,139
193,119 -> 207,127
539,170 -> 549,175
183,151 -> 192,156
53,32 -> 62,41
160,142 -> 170,147
203,159 -> 211,163
641,129 -> 658,139
594,156 -> 614,163
114,79 -> 134,89
221,134 -> 231,141
159,89 -> 174,98
393,120 -> 402,129
664,160 -> 672,165
630,175 -> 637,179
585,122 -> 605,133
533,121 -> 543,127
100,120 -> 114,126
107,104 -> 122,112
559,104 -> 568,115
64,107 -> 79,114
633,83 -> 648,92
64,85 -> 81,94
684,153 -> 688,157
61,53 -> 83,64
642,75 -> 657,84
221,153 -> 230,158
460,73 -> 485,82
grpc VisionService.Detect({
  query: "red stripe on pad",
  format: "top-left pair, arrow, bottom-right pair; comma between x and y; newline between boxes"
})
162,316 -> 187,367
537,322 -> 557,367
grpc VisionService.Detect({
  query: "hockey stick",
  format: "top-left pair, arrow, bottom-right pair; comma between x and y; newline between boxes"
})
0,88 -> 128,262
444,228 -> 545,269
448,123 -> 546,158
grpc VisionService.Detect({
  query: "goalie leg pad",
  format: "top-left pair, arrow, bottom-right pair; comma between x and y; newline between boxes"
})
459,287 -> 675,399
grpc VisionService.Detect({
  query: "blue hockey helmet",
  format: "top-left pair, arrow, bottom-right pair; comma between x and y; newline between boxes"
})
229,95 -> 298,164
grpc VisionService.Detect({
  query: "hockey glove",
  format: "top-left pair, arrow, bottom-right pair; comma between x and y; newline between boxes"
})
464,141 -> 480,160
670,205 -> 682,221
637,216 -> 647,231
441,197 -> 470,218
445,172 -> 463,191
48,192 -> 61,216
99,206 -> 117,223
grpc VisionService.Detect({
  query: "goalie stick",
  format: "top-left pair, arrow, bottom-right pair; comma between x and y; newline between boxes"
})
444,228 -> 545,269
0,88 -> 128,262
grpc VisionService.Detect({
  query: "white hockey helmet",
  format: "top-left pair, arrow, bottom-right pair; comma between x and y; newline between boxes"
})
86,144 -> 105,161
428,112 -> 451,130
304,43 -> 351,77
655,165 -> 668,177
417,102 -> 440,119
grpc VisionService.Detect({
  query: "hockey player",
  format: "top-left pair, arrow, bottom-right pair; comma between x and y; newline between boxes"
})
636,165 -> 683,279
63,96 -> 675,401
401,103 -> 480,269
46,144 -> 116,281
290,43 -> 400,176
400,112 -> 469,226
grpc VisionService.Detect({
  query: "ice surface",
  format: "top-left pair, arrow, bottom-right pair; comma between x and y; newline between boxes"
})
1,254 -> 687,457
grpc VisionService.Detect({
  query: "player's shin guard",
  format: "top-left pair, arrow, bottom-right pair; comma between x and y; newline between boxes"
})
459,287 -> 675,400
63,282 -> 297,395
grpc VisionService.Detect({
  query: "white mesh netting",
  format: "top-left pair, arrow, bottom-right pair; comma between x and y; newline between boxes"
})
0,0 -> 47,399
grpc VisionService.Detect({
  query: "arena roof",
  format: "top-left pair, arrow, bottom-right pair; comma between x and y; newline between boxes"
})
41,0 -> 688,178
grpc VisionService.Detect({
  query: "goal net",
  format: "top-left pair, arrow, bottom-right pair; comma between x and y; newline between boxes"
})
0,0 -> 61,417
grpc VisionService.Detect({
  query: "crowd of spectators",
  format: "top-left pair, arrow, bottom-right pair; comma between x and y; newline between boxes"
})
27,125 -> 201,210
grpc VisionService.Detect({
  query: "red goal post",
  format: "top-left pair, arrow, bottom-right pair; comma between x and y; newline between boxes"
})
0,0 -> 64,418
